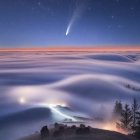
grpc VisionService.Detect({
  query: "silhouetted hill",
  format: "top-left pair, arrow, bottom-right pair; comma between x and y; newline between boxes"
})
19,127 -> 138,140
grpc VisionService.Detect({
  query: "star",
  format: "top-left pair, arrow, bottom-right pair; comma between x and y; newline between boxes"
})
107,25 -> 112,29
117,25 -> 122,28
38,1 -> 41,6
130,7 -> 134,10
130,7 -> 135,14
111,15 -> 115,19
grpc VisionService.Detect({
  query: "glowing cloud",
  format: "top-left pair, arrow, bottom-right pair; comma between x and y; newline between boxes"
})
37,102 -> 76,121
19,97 -> 26,104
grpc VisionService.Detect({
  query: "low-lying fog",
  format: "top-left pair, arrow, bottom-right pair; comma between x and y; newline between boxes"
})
0,52 -> 140,140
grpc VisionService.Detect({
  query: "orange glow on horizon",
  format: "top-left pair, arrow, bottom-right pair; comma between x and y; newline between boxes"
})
102,122 -> 127,135
0,46 -> 140,52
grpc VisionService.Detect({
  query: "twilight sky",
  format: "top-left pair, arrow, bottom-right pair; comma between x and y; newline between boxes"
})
0,0 -> 140,47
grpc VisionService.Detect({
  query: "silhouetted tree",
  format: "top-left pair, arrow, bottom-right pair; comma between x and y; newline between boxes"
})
80,124 -> 85,128
54,122 -> 59,130
131,99 -> 140,131
84,126 -> 90,134
117,104 -> 132,132
76,124 -> 90,135
53,125 -> 65,137
113,100 -> 123,120
134,112 -> 140,138
40,125 -> 49,139
59,126 -> 65,133
71,125 -> 77,130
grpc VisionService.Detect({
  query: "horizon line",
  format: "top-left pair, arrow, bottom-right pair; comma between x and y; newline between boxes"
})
0,45 -> 140,52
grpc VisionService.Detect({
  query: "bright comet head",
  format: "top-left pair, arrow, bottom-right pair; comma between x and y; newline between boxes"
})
66,30 -> 69,36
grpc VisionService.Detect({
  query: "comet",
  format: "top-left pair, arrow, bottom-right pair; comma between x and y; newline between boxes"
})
66,24 -> 71,36
66,17 -> 75,36
66,1 -> 86,36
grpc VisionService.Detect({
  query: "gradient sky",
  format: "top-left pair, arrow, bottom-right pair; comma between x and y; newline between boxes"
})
0,0 -> 140,47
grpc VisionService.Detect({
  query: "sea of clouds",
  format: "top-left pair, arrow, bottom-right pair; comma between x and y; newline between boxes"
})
0,52 -> 140,140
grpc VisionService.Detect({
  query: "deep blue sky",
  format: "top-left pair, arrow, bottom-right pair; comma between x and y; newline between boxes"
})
0,0 -> 140,47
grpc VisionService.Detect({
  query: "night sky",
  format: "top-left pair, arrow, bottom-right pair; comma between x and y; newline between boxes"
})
0,0 -> 140,47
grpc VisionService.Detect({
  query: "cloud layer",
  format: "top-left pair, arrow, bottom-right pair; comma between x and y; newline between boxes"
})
0,52 -> 140,139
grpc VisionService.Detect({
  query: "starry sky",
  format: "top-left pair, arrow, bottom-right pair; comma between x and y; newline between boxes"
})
0,0 -> 140,48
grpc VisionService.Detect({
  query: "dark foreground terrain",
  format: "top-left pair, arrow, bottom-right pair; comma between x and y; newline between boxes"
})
19,124 -> 138,140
